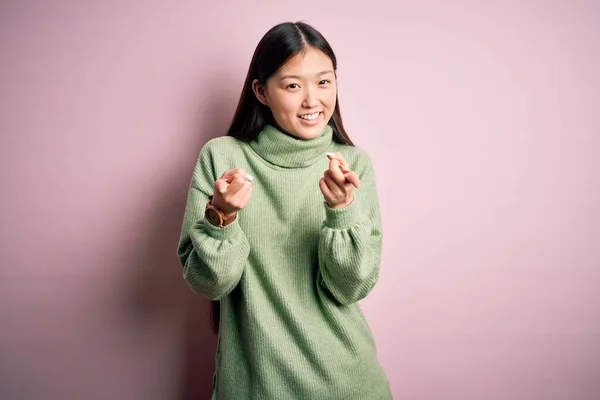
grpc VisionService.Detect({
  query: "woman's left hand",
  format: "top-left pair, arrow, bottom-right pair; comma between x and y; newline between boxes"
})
319,152 -> 361,209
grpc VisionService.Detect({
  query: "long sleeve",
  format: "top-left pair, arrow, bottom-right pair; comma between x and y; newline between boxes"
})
317,155 -> 383,306
176,143 -> 250,300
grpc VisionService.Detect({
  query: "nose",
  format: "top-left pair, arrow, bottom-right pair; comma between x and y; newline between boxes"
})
302,86 -> 318,109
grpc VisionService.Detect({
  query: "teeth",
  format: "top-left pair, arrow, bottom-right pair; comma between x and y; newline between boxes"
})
300,112 -> 320,120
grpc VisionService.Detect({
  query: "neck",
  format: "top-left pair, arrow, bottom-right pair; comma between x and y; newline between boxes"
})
248,124 -> 334,168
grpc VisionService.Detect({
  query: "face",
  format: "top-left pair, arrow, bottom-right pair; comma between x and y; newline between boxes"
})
253,47 -> 337,140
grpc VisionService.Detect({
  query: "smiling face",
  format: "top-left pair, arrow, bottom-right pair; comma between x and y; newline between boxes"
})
252,47 -> 337,140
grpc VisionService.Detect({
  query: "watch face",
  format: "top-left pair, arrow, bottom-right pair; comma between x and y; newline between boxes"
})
206,209 -> 221,226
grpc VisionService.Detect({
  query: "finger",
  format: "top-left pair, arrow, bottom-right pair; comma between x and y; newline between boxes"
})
227,173 -> 254,184
334,152 -> 350,172
326,152 -> 350,172
328,158 -> 347,184
230,182 -> 252,207
319,177 -> 334,201
325,153 -> 358,187
221,168 -> 254,182
343,170 -> 361,189
214,179 -> 229,194
226,173 -> 248,194
220,168 -> 246,179
239,183 -> 253,206
324,171 -> 345,197
326,171 -> 357,198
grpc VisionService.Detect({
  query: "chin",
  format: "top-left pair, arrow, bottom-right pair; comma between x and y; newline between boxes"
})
291,119 -> 330,139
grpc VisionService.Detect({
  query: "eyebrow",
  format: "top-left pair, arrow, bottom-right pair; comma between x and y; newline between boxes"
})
279,70 -> 334,80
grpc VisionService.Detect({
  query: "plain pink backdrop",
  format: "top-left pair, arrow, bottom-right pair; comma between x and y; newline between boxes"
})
1,1 -> 599,399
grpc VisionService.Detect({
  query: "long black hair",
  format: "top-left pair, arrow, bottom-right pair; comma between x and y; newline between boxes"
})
211,21 -> 354,334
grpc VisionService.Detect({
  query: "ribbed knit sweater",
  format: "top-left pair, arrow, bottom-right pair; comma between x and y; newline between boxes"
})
177,124 -> 392,400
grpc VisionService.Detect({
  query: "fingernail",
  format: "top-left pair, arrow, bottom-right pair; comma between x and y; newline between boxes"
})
326,152 -> 335,157
246,174 -> 254,181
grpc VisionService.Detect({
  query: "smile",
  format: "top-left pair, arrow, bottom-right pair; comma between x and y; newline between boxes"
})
299,112 -> 321,121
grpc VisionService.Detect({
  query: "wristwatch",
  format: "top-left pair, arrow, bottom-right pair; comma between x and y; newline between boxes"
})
205,196 -> 236,227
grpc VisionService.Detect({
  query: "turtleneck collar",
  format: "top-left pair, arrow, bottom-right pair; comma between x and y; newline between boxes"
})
248,124 -> 334,168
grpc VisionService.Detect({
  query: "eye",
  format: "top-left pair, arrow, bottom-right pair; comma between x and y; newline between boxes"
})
319,79 -> 331,85
286,83 -> 300,90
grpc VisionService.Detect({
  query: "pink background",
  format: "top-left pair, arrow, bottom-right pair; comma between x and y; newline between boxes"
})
1,1 -> 599,399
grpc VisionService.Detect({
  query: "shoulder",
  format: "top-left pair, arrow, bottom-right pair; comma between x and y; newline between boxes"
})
191,136 -> 249,181
200,136 -> 245,156
195,136 -> 248,165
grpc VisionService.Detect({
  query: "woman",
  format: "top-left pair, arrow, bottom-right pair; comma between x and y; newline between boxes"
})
177,21 -> 392,400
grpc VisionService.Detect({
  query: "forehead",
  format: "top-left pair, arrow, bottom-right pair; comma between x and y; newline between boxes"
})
275,47 -> 334,77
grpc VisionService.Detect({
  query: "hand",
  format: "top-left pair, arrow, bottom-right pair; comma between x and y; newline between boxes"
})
319,152 -> 360,209
211,168 -> 254,217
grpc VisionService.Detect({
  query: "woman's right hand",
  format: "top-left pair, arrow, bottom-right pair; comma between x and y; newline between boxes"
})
211,168 -> 254,217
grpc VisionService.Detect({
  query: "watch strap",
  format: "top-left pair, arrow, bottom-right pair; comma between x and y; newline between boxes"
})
205,196 -> 237,227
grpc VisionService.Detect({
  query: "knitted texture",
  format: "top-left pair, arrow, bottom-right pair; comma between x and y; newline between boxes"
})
177,124 -> 391,400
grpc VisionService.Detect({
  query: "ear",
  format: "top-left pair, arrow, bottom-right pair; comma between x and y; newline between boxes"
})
252,79 -> 269,106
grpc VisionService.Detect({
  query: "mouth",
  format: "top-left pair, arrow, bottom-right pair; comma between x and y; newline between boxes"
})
298,112 -> 322,122
298,111 -> 323,125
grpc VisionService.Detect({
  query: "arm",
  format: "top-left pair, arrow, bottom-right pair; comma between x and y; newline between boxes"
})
317,156 -> 383,306
176,144 -> 250,300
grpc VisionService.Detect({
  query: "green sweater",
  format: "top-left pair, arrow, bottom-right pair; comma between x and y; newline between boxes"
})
177,124 -> 392,400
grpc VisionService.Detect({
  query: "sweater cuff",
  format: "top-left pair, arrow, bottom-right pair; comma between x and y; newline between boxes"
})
323,200 -> 362,229
200,215 -> 244,241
